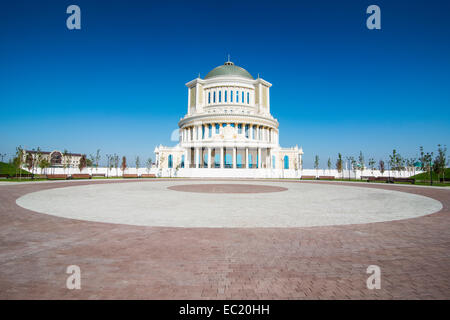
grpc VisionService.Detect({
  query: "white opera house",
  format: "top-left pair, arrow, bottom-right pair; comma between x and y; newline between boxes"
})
154,60 -> 303,178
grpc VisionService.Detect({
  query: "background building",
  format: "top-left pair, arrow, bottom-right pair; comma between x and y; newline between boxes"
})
22,150 -> 83,168
155,60 -> 304,178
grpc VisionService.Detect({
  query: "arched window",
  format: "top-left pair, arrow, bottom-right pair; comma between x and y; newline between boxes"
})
237,124 -> 242,134
224,91 -> 227,102
208,124 -> 212,137
50,152 -> 62,165
208,92 -> 211,104
230,91 -> 233,102
181,155 -> 185,168
236,91 -> 239,103
242,91 -> 244,103
247,92 -> 249,104
215,123 -> 220,134
253,126 -> 257,139
168,155 -> 173,169
222,123 -> 227,128
245,124 -> 249,138
219,91 -> 221,103
213,91 -> 216,103
284,155 -> 289,169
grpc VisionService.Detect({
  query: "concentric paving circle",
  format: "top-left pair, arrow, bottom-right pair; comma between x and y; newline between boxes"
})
15,180 -> 442,228
167,183 -> 288,193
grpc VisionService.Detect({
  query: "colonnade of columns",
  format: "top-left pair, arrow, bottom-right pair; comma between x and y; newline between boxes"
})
180,123 -> 277,143
184,147 -> 274,169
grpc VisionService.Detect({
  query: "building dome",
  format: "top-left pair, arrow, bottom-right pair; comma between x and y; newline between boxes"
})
204,61 -> 254,80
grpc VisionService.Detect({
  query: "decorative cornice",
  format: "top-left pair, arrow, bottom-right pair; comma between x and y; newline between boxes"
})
179,113 -> 279,128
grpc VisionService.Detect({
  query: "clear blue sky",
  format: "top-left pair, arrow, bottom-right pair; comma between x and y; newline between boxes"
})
1,0 -> 449,167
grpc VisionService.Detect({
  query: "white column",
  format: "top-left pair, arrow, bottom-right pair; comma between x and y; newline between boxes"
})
208,148 -> 211,168
220,147 -> 224,168
258,148 -> 261,169
233,147 -> 236,169
195,147 -> 199,168
246,148 -> 249,169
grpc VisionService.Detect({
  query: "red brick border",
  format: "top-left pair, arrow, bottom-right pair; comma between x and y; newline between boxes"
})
0,179 -> 449,299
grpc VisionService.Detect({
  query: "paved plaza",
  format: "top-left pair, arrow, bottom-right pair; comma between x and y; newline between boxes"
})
0,179 -> 449,299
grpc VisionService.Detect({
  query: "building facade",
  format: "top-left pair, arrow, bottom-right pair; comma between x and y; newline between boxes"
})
154,60 -> 303,178
23,150 -> 83,168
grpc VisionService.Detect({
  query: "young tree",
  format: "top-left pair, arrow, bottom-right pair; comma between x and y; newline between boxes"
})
121,156 -> 127,175
368,158 -> 375,175
327,157 -> 332,173
358,151 -> 365,178
105,154 -> 112,177
25,152 -> 34,174
379,160 -> 385,175
433,144 -> 447,182
114,154 -> 119,176
420,147 -> 434,185
336,153 -> 343,178
146,157 -> 153,174
88,154 -> 95,174
135,156 -> 140,174
95,149 -> 101,173
78,155 -> 87,173
39,158 -> 50,176
314,155 -> 319,177
350,156 -> 357,179
62,149 -> 69,175
15,146 -> 24,180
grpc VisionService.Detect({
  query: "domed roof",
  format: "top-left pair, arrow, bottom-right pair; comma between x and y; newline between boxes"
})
204,61 -> 254,80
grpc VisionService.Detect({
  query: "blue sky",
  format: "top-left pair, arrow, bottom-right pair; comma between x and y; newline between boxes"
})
1,0 -> 449,167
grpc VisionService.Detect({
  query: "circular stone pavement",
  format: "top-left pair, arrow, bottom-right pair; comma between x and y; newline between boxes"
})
168,183 -> 288,193
16,180 -> 442,228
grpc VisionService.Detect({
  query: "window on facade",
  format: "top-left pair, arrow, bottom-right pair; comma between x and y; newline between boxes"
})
253,126 -> 257,139
168,155 -> 173,169
219,91 -> 221,103
202,125 -> 205,139
208,124 -> 212,137
247,92 -> 249,104
230,91 -> 233,102
230,123 -> 235,128
213,92 -> 216,103
224,90 -> 227,102
238,124 -> 242,134
284,155 -> 289,169
208,92 -> 211,104
181,155 -> 185,168
245,124 -> 249,138
222,123 -> 227,127
215,123 -> 219,134
236,91 -> 239,103
242,91 -> 244,103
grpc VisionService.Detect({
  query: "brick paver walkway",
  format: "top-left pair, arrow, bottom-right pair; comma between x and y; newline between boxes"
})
0,179 -> 449,299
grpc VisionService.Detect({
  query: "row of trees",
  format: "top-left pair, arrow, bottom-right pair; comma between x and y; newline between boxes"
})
104,154 -> 153,177
12,147 -> 154,178
313,145 -> 448,182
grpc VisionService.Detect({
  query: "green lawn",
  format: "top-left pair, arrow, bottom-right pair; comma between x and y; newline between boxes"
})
0,161 -> 30,177
410,168 -> 450,181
